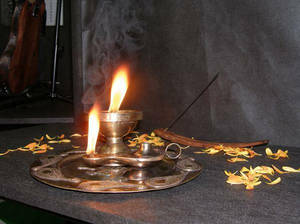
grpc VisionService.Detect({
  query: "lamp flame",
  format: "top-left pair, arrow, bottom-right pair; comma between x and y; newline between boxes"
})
108,66 -> 129,112
86,106 -> 100,155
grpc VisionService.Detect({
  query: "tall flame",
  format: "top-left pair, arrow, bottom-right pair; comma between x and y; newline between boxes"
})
86,106 -> 100,155
108,66 -> 129,112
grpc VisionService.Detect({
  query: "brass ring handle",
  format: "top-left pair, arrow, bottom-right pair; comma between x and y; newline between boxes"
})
165,143 -> 183,160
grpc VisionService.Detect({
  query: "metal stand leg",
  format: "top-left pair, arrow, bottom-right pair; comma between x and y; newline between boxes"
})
50,0 -> 72,104
50,0 -> 62,98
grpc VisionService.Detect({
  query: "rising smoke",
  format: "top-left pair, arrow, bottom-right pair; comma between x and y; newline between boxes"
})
81,0 -> 153,108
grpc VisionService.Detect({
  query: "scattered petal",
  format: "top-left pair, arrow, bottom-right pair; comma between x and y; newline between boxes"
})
240,167 -> 250,173
201,145 -> 261,159
24,142 -> 38,149
34,136 -> 44,142
205,148 -> 221,155
0,149 -> 18,156
33,149 -> 47,154
70,133 -> 82,138
266,177 -> 281,185
262,175 -> 272,182
226,174 -> 244,185
282,166 -> 300,173
224,170 -> 236,176
39,144 -> 48,150
254,166 -> 274,175
271,165 -> 287,174
46,134 -> 55,140
48,140 -> 59,144
127,132 -> 165,147
266,148 -> 288,160
265,148 -> 273,156
59,139 -> 71,143
246,181 -> 261,190
276,149 -> 288,158
72,145 -> 81,149
227,157 -> 248,163
225,165 -> 286,190
17,147 -> 30,152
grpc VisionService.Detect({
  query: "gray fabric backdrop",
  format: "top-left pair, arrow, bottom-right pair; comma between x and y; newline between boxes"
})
71,0 -> 300,147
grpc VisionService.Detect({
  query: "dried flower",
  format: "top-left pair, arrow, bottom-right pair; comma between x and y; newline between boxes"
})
128,132 -> 164,147
265,148 -> 288,160
195,145 -> 261,161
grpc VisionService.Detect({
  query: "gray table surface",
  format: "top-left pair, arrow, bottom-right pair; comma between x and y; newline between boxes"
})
0,124 -> 299,224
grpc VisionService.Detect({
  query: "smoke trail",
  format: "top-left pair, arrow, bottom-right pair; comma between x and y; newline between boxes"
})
81,0 -> 152,108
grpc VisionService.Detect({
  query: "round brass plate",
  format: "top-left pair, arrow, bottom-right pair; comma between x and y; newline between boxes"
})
31,150 -> 202,193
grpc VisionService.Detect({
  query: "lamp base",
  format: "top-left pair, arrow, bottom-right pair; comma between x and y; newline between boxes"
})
31,150 -> 202,193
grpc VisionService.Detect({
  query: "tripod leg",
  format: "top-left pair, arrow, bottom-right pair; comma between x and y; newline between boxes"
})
50,0 -> 63,98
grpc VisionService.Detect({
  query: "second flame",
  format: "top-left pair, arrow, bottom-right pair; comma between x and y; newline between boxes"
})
86,106 -> 100,155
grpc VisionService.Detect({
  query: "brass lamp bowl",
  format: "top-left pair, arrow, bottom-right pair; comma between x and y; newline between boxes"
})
98,110 -> 142,155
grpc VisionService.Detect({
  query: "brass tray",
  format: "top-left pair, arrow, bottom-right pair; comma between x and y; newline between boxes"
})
31,150 -> 202,193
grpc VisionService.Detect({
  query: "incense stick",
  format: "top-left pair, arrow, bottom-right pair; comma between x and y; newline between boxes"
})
167,72 -> 220,130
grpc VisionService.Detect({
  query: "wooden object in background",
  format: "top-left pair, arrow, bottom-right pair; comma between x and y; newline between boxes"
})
154,128 -> 269,148
0,0 -> 45,94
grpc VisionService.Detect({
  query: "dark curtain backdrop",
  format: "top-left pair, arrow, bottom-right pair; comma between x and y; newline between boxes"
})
203,0 -> 300,146
71,0 -> 300,147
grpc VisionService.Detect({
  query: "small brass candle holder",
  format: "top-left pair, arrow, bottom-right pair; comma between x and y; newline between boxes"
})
99,110 -> 142,155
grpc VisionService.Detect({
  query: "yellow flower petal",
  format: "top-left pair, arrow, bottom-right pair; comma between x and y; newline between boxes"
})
59,139 -> 71,143
34,136 -> 44,142
265,148 -> 273,156
227,175 -> 244,185
24,142 -> 38,149
72,145 -> 80,149
39,144 -> 48,150
282,166 -> 300,173
266,177 -> 281,185
266,148 -> 288,160
70,133 -> 82,137
46,134 -> 55,140
33,149 -> 47,154
240,167 -> 250,173
276,149 -> 288,158
271,165 -> 287,174
262,175 -> 271,182
207,148 -> 221,155
48,140 -> 59,144
245,181 -> 261,190
227,157 -> 248,163
194,151 -> 205,154
254,166 -> 274,175
224,170 -> 236,176
0,149 -> 19,156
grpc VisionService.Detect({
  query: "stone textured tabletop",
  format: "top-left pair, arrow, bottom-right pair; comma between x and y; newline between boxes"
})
0,124 -> 299,224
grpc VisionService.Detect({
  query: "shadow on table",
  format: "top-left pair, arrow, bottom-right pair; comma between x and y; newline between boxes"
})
0,200 -> 85,224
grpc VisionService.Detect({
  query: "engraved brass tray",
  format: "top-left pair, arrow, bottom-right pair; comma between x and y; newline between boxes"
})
31,150 -> 202,193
